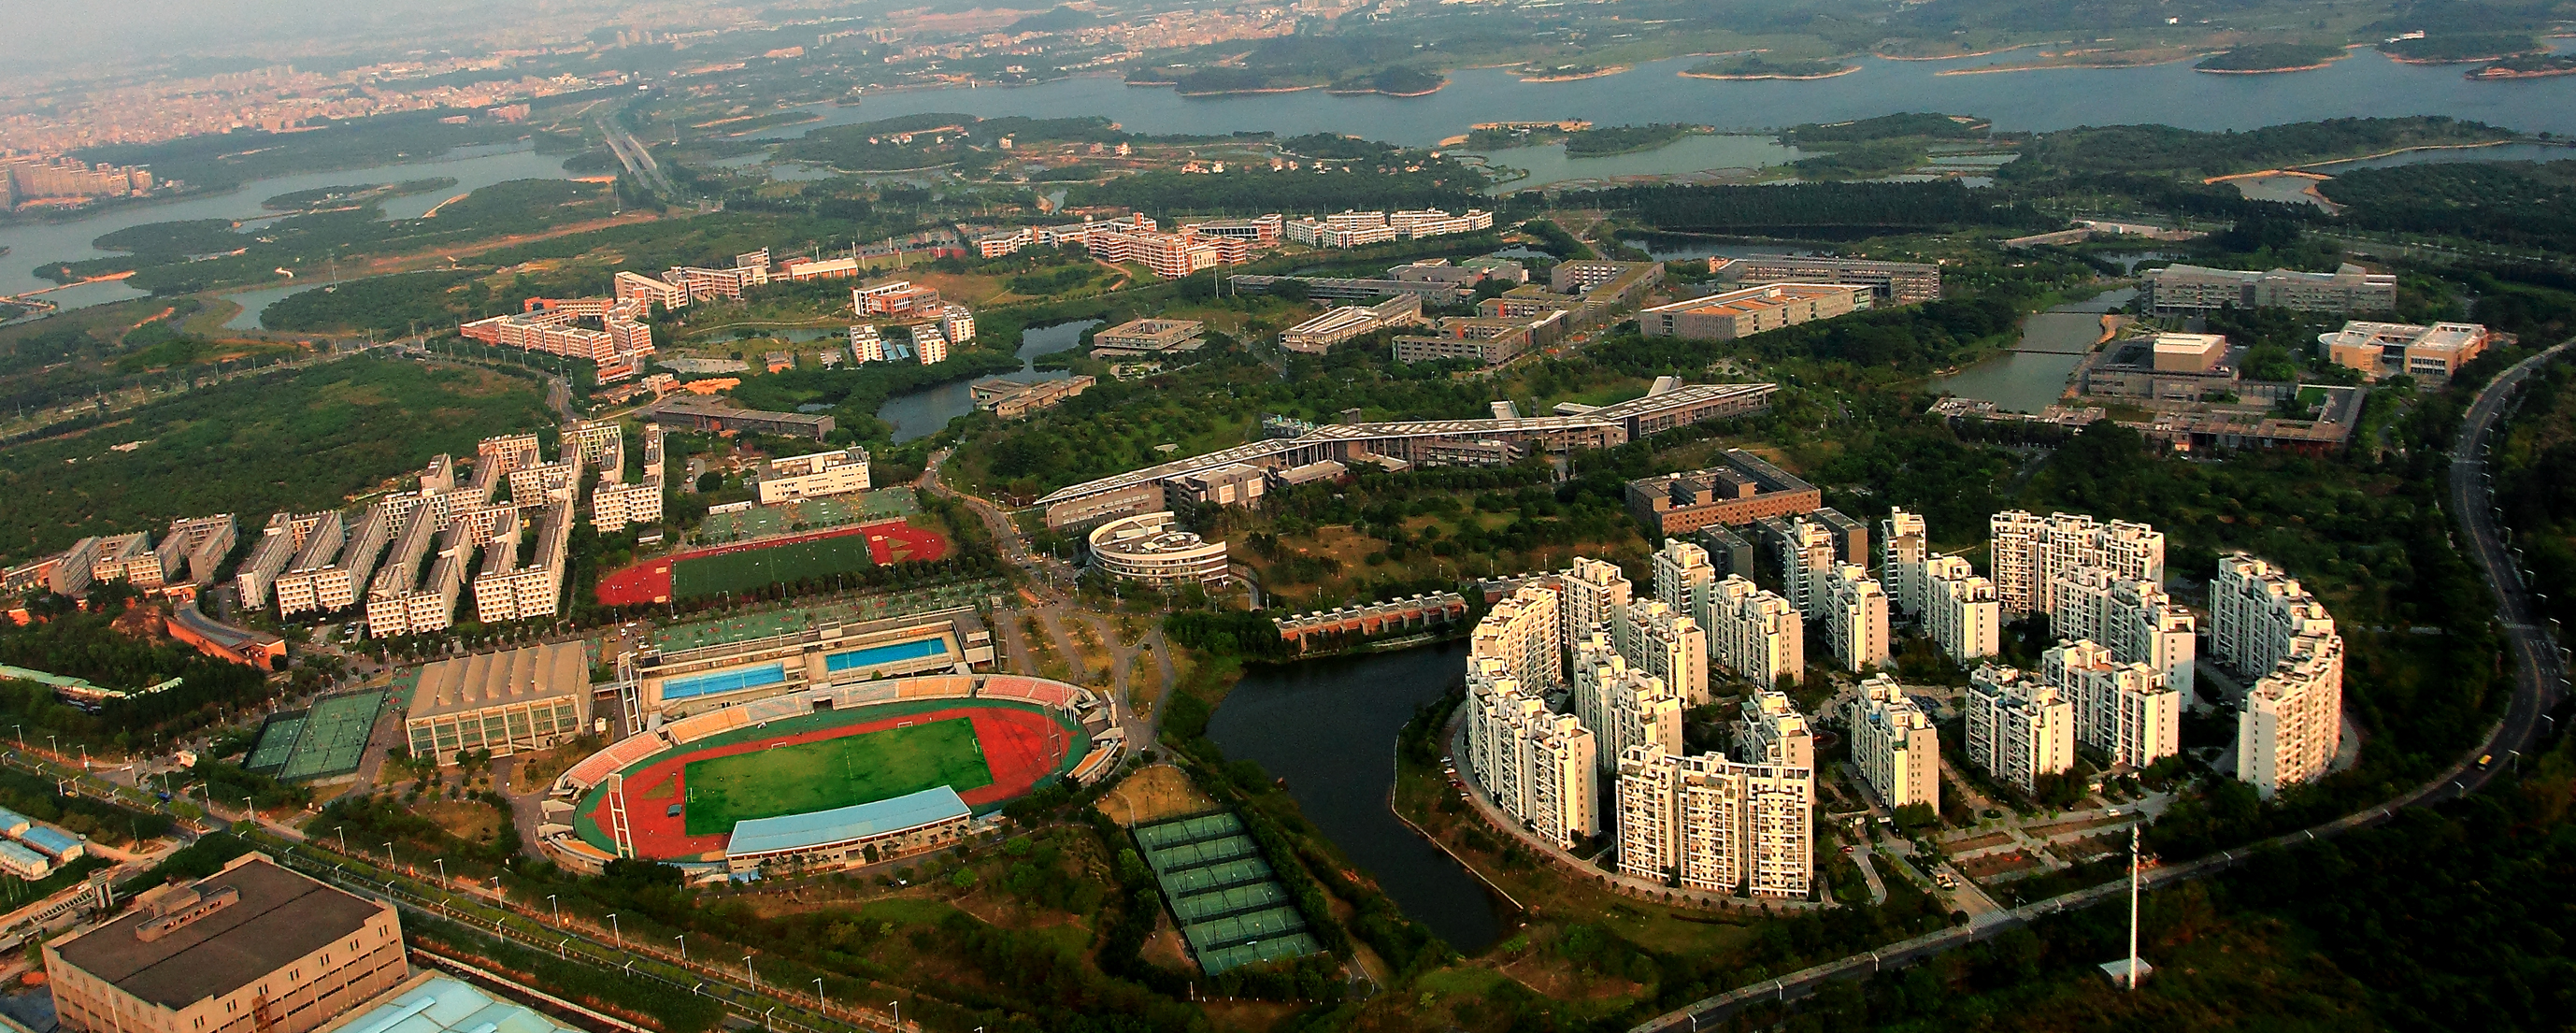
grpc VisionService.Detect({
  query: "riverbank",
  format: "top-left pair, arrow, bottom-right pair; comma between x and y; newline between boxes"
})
2195,62 -> 2340,74
1518,65 -> 1630,82
1935,51 -> 2195,75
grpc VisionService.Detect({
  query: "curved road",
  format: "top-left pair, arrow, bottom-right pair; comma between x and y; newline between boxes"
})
1629,340 -> 2574,1033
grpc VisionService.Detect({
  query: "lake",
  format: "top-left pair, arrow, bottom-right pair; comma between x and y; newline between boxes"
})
749,50 -> 2576,149
0,142 -> 576,302
1205,641 -> 1508,954
1932,288 -> 2137,413
873,319 -> 1097,442
1461,134 -> 1806,192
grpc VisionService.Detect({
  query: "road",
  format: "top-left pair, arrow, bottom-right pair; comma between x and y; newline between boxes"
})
1628,339 -> 2576,1033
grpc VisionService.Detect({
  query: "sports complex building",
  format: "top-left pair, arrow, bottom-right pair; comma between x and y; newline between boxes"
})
617,608 -> 995,720
540,673 -> 1124,878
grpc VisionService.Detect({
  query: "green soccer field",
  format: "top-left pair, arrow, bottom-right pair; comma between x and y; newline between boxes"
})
673,534 -> 876,599
681,717 -> 994,835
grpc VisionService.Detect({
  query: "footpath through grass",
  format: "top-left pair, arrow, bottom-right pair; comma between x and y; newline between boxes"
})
681,717 -> 992,835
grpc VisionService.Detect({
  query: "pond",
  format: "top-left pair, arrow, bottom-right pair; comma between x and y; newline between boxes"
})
872,319 -> 1098,442
1206,641 -> 1509,954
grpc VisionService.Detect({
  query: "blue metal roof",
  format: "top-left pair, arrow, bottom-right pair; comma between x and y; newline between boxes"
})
724,786 -> 971,857
18,825 -> 81,858
0,808 -> 32,836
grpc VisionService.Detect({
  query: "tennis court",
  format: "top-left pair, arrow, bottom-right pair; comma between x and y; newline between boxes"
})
680,717 -> 993,835
245,690 -> 387,782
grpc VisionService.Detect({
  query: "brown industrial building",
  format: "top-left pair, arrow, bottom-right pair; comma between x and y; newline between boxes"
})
47,854 -> 408,1033
1625,449 -> 1824,535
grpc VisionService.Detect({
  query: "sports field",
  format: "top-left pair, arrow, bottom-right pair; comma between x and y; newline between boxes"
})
596,519 -> 952,606
244,690 -> 387,782
680,717 -> 993,835
673,532 -> 876,599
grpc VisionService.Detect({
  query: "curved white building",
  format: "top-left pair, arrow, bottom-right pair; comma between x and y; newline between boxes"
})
1088,511 -> 1230,587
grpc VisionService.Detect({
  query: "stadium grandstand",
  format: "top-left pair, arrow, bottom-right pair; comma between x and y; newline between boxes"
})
539,673 -> 1123,878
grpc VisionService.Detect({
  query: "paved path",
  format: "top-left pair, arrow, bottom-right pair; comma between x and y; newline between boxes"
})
1627,339 -> 2576,1033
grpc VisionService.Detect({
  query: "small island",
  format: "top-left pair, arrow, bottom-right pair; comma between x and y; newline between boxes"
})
1564,123 -> 1713,157
2469,53 -> 2576,79
262,178 -> 459,211
2196,43 -> 2348,73
1519,63 -> 1628,81
1682,54 -> 1860,80
1326,66 -> 1448,97
2379,32 -> 2546,64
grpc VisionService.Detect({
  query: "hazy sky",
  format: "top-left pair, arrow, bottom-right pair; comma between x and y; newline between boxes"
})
0,1 -> 532,77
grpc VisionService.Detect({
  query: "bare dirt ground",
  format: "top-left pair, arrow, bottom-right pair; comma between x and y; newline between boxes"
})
1095,764 -> 1217,826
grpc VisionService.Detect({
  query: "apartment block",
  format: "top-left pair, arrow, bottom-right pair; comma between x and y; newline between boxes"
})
2049,566 -> 2198,706
1466,662 -> 1596,849
2042,639 -> 2181,770
2211,553 -> 2345,796
1555,557 -> 1633,657
1821,564 -> 1891,673
1471,585 -> 1565,694
1652,538 -> 1717,624
158,515 -> 238,586
1923,555 -> 2001,664
1964,665 -> 2077,793
1615,599 -> 1709,705
1881,509 -> 1929,616
1735,689 -> 1814,774
1571,636 -> 1682,772
1988,510 -> 2165,617
592,425 -> 665,533
663,264 -> 767,302
1843,674 -> 1939,811
1615,745 -> 1811,897
89,533 -> 164,588
1700,575 -> 1804,690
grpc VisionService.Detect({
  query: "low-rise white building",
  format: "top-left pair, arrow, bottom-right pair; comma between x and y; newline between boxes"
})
756,447 -> 873,504
1087,510 -> 1231,588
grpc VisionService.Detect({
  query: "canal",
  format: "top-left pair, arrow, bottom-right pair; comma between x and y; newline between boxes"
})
1932,287 -> 2136,413
873,319 -> 1099,442
1206,641 -> 1509,954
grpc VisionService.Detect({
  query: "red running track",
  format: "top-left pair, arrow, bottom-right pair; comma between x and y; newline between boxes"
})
582,704 -> 1075,860
594,519 -> 952,606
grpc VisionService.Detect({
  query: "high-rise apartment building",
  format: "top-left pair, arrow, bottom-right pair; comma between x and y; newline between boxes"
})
1615,746 -> 1811,897
1652,538 -> 1717,624
1963,664 -> 2077,793
1466,661 -> 1596,849
1844,674 -> 1940,811
1923,555 -> 2000,664
1700,575 -> 1803,689
1988,510 -> 2165,617
1882,509 -> 1929,616
2050,566 -> 2198,706
1570,636 -> 1682,773
1735,689 -> 1814,774
1821,564 -> 1891,673
2041,639 -> 2181,770
1471,586 -> 1564,693
2212,554 -> 2344,796
1556,557 -> 1633,659
1615,599 -> 1708,704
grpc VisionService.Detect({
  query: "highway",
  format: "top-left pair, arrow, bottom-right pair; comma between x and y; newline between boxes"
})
1629,339 -> 2576,1033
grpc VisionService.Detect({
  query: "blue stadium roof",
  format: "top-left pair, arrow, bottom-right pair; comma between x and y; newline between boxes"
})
724,786 -> 972,857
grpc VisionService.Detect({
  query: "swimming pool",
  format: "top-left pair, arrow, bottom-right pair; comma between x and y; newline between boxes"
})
662,662 -> 790,701
823,638 -> 949,673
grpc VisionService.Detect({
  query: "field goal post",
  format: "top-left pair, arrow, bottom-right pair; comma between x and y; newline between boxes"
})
606,771 -> 637,858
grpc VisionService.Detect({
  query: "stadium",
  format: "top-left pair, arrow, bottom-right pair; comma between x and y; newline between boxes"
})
539,673 -> 1124,878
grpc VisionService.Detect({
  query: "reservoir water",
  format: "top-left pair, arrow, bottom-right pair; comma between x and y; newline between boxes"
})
873,319 -> 1096,442
0,142 -> 576,302
750,50 -> 2576,149
1205,641 -> 1508,954
1933,288 -> 2136,413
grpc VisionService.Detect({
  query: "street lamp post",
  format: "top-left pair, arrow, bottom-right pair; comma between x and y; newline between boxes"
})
675,934 -> 685,964
547,895 -> 561,925
336,827 -> 348,854
434,858 -> 446,884
743,955 -> 755,990
607,913 -> 621,945
383,843 -> 395,868
813,978 -> 825,1011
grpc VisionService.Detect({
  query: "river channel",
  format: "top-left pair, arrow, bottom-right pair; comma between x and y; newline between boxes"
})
0,142 -> 577,302
1932,287 -> 2137,413
1205,641 -> 1509,954
872,319 -> 1097,442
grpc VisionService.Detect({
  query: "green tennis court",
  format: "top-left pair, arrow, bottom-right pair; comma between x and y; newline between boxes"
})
281,691 -> 387,781
673,534 -> 876,600
681,717 -> 992,835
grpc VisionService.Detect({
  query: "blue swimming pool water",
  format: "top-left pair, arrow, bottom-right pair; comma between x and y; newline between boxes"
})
823,638 -> 948,672
663,662 -> 789,700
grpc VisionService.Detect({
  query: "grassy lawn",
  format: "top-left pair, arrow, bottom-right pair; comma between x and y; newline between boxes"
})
682,718 -> 992,834
672,533 -> 876,598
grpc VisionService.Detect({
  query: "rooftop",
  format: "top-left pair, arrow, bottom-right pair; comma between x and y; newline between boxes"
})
50,855 -> 388,1011
726,785 -> 971,856
408,641 -> 587,723
318,974 -> 579,1033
